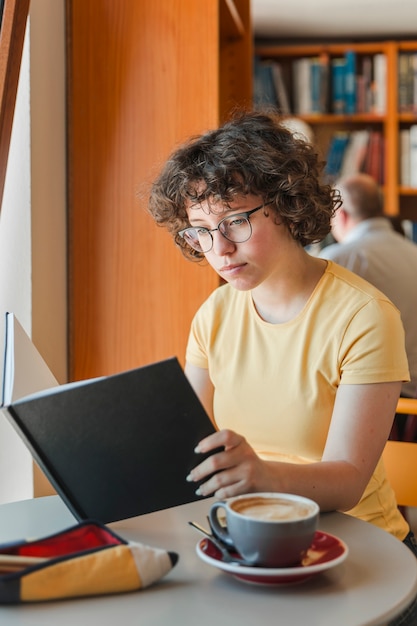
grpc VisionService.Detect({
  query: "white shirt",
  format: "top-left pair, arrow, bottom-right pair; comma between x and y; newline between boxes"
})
320,217 -> 417,397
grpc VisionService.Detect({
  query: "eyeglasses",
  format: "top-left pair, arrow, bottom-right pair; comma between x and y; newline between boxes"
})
177,203 -> 267,253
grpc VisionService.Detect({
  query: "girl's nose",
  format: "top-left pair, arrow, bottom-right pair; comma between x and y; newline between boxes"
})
211,230 -> 236,255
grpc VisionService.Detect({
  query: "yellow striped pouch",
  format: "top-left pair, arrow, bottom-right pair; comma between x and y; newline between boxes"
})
0,520 -> 178,603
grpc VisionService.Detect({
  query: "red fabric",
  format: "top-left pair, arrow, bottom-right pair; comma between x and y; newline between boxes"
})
2,523 -> 123,559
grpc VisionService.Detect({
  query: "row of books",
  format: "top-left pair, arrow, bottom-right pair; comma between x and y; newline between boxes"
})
254,52 -> 387,116
324,129 -> 384,185
398,52 -> 417,113
399,125 -> 417,187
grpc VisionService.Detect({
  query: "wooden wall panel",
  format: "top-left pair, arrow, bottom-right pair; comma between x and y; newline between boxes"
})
67,0 -> 231,379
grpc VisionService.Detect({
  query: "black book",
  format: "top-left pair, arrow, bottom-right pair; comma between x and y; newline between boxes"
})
1,313 -> 216,523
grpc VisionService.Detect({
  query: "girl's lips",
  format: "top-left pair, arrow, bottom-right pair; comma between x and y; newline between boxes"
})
218,263 -> 245,273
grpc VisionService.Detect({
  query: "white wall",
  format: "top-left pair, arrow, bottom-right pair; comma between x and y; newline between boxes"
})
0,21 -> 33,503
252,0 -> 417,38
0,0 -> 67,503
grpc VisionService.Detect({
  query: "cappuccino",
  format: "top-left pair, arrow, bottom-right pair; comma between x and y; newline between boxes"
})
231,496 -> 315,521
209,493 -> 319,567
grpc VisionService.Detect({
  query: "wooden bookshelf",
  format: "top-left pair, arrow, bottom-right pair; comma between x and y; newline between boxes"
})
255,39 -> 417,220
0,0 -> 30,210
66,0 -> 252,381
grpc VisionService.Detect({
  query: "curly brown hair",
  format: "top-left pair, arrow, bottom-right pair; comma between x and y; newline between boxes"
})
148,110 -> 340,261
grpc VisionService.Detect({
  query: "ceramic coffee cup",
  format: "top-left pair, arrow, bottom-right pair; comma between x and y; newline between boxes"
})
208,492 -> 319,568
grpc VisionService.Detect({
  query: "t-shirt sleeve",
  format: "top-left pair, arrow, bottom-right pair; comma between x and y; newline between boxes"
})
185,304 -> 211,369
338,297 -> 410,384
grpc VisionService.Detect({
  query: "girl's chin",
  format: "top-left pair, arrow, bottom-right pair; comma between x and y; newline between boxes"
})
221,276 -> 257,291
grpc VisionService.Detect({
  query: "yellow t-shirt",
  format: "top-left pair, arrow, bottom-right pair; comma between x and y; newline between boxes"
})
186,261 -> 410,539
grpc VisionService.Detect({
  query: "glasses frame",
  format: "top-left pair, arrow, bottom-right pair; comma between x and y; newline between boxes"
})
177,203 -> 267,253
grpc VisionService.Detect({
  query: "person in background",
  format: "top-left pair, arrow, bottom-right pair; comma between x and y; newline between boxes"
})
319,173 -> 417,409
148,112 -> 415,625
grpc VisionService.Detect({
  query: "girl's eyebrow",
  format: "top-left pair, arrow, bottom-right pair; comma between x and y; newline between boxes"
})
187,206 -> 250,225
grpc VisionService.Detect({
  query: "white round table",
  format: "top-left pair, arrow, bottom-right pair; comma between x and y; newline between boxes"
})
0,496 -> 415,626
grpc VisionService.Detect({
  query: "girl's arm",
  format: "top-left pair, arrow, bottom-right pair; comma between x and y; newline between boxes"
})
185,361 -> 215,424
185,361 -> 401,512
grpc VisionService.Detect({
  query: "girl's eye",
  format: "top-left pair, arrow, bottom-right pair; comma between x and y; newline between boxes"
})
227,217 -> 245,227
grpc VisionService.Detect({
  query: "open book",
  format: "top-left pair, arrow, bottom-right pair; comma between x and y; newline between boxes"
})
1,313 -> 216,523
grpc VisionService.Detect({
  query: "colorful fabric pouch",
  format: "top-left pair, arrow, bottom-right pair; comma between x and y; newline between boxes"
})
0,520 -> 178,603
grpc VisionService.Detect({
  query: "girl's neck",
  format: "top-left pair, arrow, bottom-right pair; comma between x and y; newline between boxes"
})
251,255 -> 327,324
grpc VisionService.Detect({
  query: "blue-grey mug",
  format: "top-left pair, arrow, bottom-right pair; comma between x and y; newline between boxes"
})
209,492 -> 319,567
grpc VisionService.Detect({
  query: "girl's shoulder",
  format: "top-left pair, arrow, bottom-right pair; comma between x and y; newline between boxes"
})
323,260 -> 392,303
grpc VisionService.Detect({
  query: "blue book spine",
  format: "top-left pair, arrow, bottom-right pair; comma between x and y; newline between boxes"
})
253,57 -> 278,109
413,222 -> 417,243
324,132 -> 349,181
331,58 -> 345,114
344,50 -> 357,114
310,59 -> 322,113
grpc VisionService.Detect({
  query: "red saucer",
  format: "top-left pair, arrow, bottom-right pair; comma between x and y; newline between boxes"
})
196,531 -> 348,586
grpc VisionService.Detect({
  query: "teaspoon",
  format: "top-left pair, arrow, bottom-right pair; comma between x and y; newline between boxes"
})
188,520 -> 255,567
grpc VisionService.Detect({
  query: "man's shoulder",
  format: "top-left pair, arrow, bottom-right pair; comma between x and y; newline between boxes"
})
318,241 -> 359,263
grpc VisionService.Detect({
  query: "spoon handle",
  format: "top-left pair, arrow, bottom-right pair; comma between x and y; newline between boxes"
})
188,521 -> 253,566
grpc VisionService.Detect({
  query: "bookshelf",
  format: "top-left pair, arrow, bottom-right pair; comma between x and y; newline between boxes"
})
255,40 -> 417,220
66,0 -> 252,381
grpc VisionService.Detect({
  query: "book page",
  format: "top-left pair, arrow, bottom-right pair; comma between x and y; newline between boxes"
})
1,312 -> 59,406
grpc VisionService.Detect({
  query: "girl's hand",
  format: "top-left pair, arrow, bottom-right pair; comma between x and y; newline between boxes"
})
186,429 -> 275,499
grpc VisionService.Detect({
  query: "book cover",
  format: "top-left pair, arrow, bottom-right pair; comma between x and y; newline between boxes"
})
1,313 -> 217,524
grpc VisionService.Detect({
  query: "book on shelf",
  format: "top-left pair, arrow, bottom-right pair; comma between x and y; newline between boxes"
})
310,54 -> 329,114
270,61 -> 291,115
363,130 -> 384,185
253,57 -> 278,108
253,57 -> 291,114
372,53 -> 387,114
330,58 -> 346,114
292,57 -> 312,115
1,312 -> 217,524
324,132 -> 350,182
356,55 -> 373,113
400,128 -> 411,187
339,129 -> 371,178
324,129 -> 384,185
344,50 -> 357,114
399,126 -> 417,188
292,55 -> 329,115
409,125 -> 417,188
255,48 -> 388,117
398,52 -> 417,114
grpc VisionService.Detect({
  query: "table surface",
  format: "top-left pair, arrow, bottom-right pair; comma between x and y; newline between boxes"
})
0,496 -> 415,626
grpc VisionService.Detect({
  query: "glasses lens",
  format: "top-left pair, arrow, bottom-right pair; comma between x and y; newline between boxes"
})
219,215 -> 252,243
181,228 -> 212,252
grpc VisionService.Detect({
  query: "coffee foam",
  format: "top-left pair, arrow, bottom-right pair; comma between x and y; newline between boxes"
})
231,496 -> 314,521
